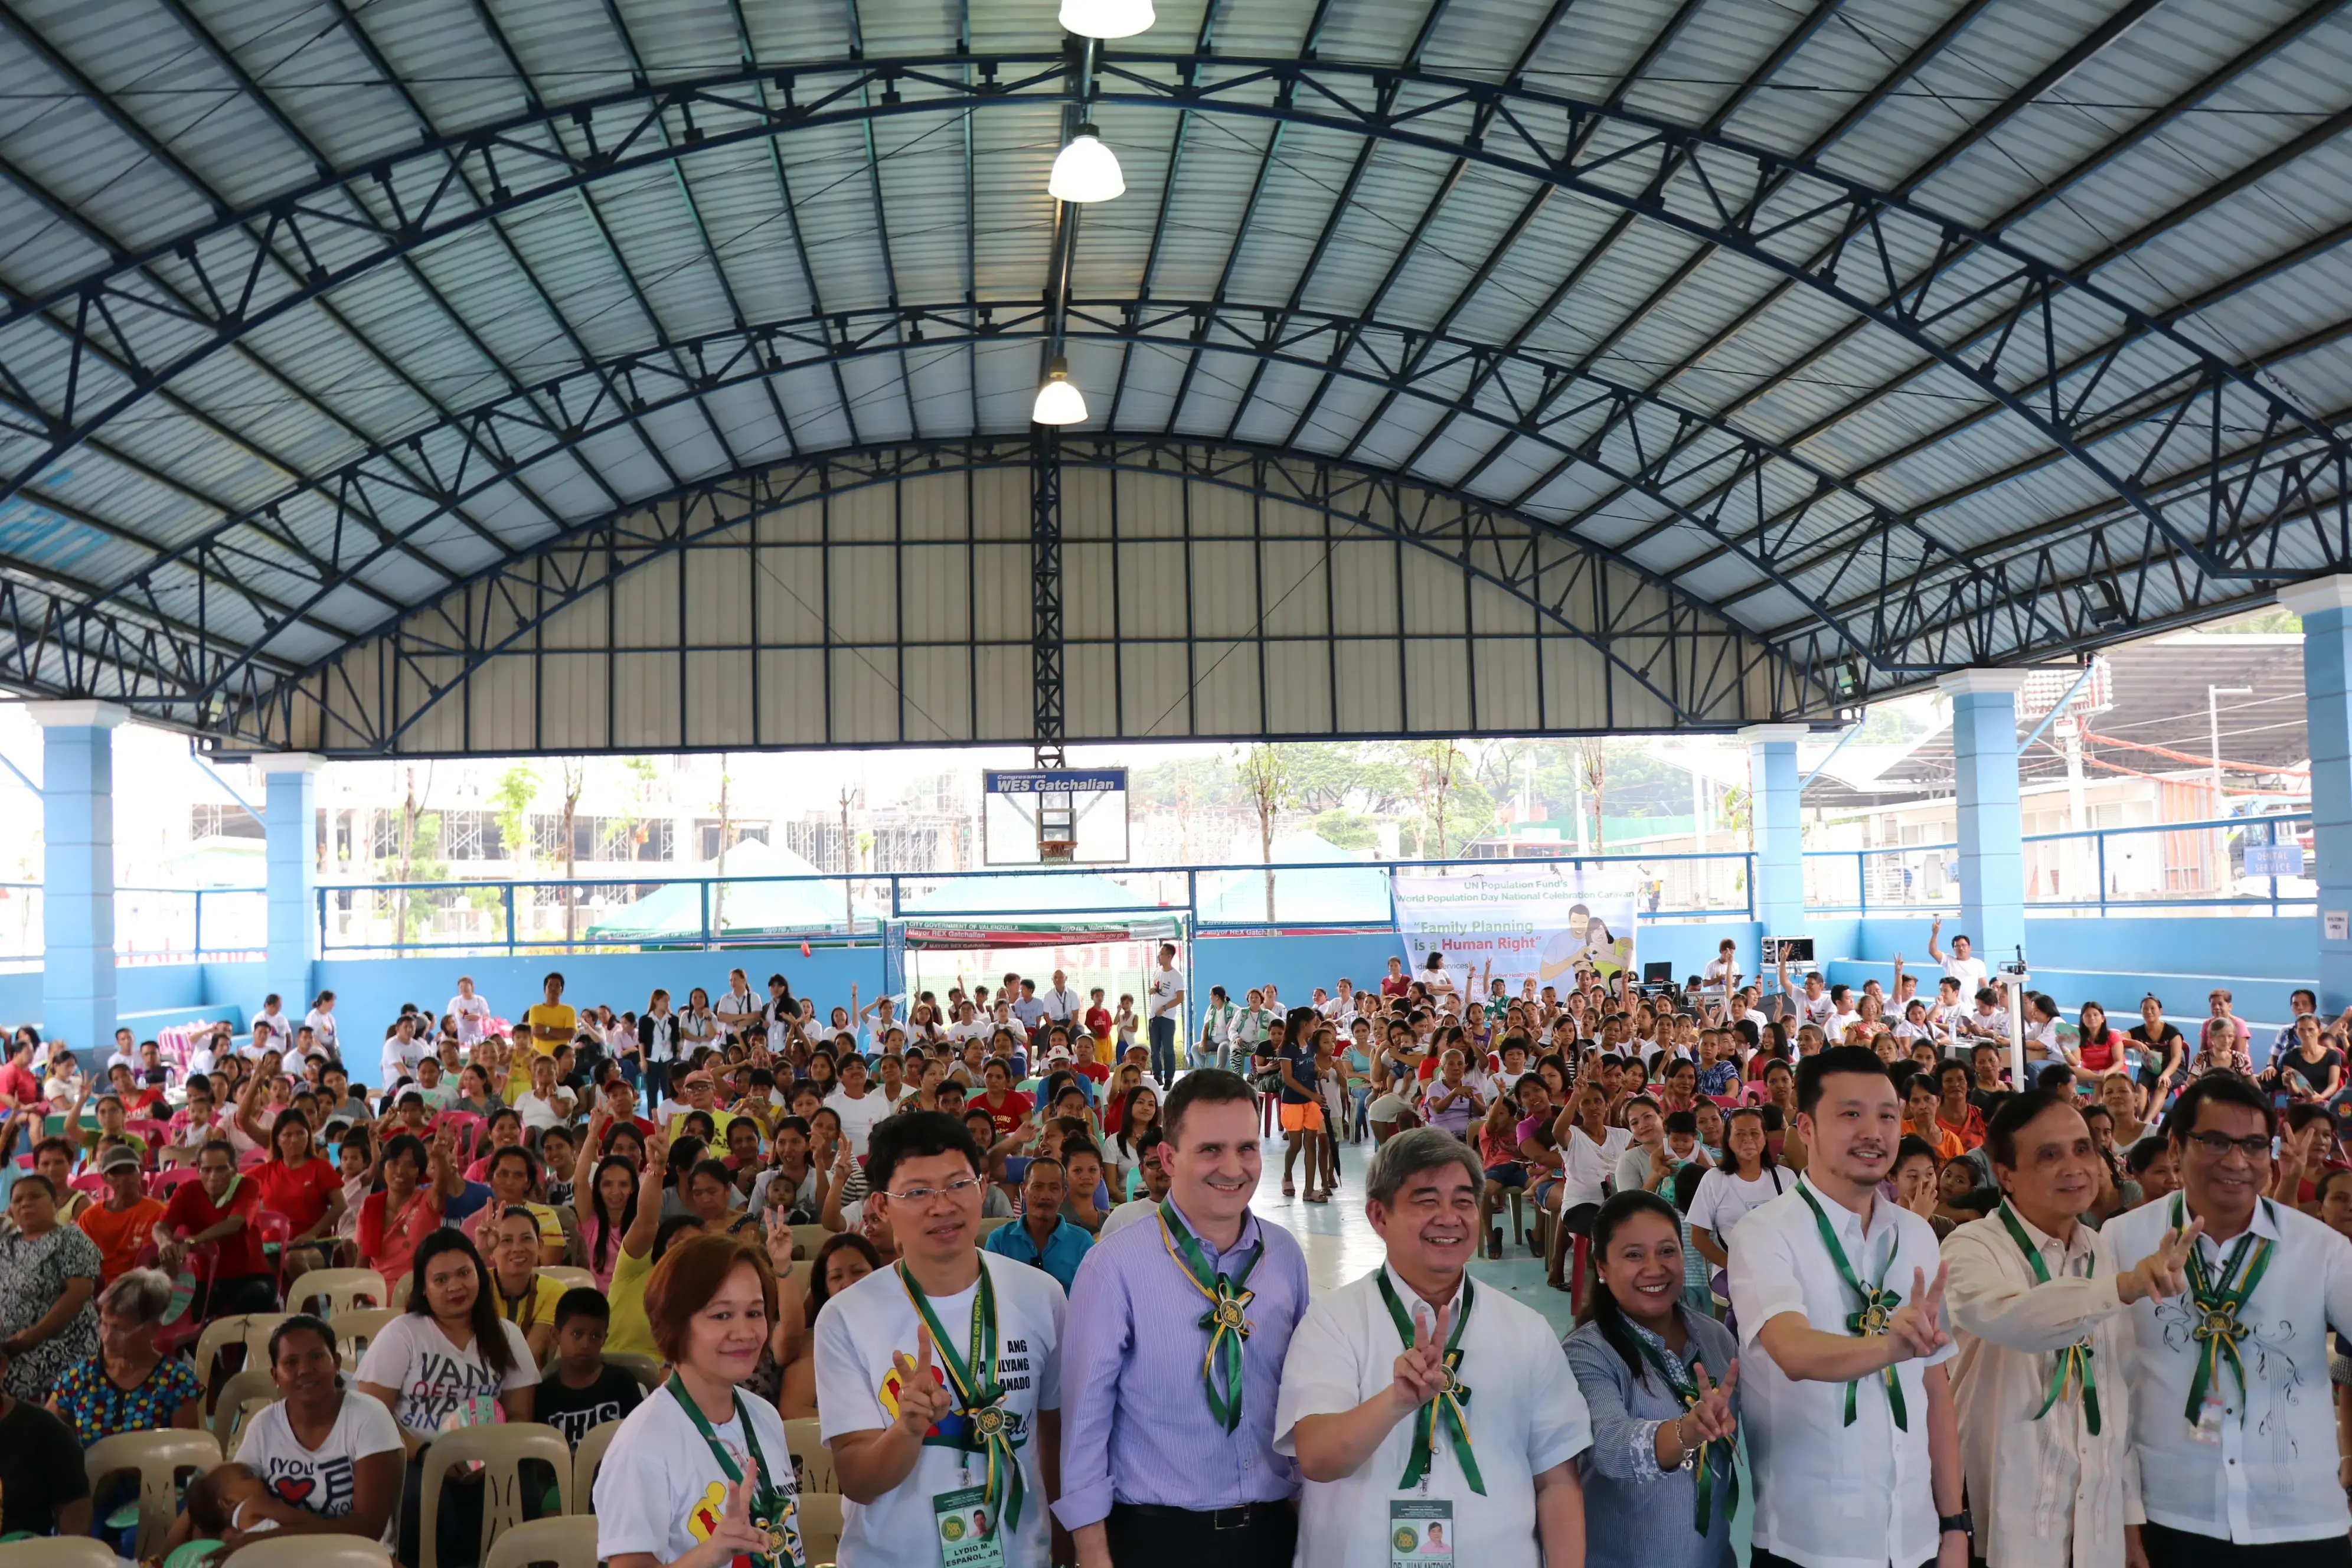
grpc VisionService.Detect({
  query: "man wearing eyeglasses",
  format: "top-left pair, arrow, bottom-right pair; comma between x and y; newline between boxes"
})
814,1110 -> 1068,1568
2106,1073 -> 2352,1568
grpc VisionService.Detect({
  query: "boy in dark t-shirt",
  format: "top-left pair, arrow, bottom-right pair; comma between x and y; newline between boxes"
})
532,1289 -> 643,1449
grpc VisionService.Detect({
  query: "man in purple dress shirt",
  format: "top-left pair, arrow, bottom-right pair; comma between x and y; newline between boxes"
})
1054,1068 -> 1311,1568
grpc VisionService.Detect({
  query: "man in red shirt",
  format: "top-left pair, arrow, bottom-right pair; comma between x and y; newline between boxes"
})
155,1139 -> 276,1316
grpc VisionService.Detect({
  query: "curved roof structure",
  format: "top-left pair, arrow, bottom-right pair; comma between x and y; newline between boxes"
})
2,0 -> 2349,752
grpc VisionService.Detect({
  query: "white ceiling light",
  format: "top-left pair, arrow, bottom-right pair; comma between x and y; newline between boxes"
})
1048,126 -> 1126,202
1033,357 -> 1088,424
1059,0 -> 1155,39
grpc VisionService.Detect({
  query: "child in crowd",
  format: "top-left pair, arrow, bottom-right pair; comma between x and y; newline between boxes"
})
533,1289 -> 644,1450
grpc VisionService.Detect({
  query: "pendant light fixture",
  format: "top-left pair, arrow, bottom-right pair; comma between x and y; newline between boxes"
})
1048,125 -> 1125,202
1059,0 -> 1155,39
1032,357 -> 1088,424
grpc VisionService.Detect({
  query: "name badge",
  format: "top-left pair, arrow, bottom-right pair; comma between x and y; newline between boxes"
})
933,1484 -> 1006,1568
2193,1391 -> 2225,1446
1391,1498 -> 1454,1567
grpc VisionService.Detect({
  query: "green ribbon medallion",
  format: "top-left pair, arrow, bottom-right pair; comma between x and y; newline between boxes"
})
896,1260 -> 1025,1535
1632,1325 -> 1738,1536
1795,1182 -> 1908,1430
1376,1270 -> 1487,1497
665,1373 -> 804,1568
1158,1201 -> 1264,1433
2172,1194 -> 2275,1428
1994,1203 -> 2101,1435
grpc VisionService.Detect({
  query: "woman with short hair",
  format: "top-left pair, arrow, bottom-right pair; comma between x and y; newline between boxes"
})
47,1268 -> 201,1444
596,1234 -> 806,1568
0,1172 -> 101,1397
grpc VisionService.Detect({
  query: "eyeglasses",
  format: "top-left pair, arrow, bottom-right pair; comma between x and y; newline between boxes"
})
2185,1131 -> 2273,1161
883,1176 -> 989,1206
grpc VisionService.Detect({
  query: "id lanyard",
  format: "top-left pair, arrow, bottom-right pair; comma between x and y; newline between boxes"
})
1374,1271 -> 1485,1495
1794,1182 -> 1907,1429
1994,1203 -> 2099,1433
895,1262 -> 1024,1533
1157,1202 -> 1263,1432
666,1375 -> 802,1568
1632,1327 -> 1737,1534
2173,1194 -> 2273,1426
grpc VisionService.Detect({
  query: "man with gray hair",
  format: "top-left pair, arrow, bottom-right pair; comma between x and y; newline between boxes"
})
1274,1128 -> 1592,1568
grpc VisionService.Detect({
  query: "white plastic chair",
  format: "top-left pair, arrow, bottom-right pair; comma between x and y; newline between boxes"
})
0,1540 -> 120,1568
208,1366 -> 280,1453
783,1416 -> 836,1497
224,1538 -> 397,1568
415,1422 -> 572,1568
570,1419 -> 623,1507
481,1514 -> 599,1568
83,1427 -> 223,1559
287,1266 -> 388,1316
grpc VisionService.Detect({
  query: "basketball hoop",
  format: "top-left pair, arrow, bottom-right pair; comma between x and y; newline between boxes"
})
1039,839 -> 1077,863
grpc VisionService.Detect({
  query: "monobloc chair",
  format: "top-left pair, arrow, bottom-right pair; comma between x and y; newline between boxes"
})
288,1267 -> 388,1316
83,1428 -> 223,1559
414,1422 -> 572,1568
570,1419 -> 623,1505
481,1515 -> 600,1568
0,1538 -> 120,1568
208,1367 -> 281,1453
782,1416 -> 835,1497
225,1537 -> 397,1568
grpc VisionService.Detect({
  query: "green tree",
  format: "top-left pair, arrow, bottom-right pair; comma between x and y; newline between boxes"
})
1311,809 -> 1379,851
1237,744 -> 1293,917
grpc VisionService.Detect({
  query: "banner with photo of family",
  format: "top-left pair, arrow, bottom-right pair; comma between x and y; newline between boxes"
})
1389,864 -> 1641,995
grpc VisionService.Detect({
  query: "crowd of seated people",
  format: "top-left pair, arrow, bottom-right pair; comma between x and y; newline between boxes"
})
0,936 -> 2343,1568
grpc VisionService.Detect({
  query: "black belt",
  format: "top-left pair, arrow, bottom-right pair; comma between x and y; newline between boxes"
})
1112,1501 -> 1290,1533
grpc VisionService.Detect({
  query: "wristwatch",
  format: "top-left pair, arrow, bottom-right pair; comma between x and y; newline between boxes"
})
1938,1511 -> 1974,1538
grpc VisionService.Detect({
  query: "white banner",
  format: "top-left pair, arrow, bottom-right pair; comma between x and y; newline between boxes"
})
1391,865 -> 1641,994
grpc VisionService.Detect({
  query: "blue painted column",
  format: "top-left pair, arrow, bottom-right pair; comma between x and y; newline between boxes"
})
29,702 -> 128,1054
256,754 -> 324,1019
1938,670 -> 2031,972
1742,724 -> 1809,941
2281,576 -> 2352,1010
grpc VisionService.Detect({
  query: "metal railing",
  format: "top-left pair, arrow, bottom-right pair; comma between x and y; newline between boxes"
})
0,811 -> 2315,968
312,850 -> 1762,958
0,883 -> 267,968
1801,811 -> 2314,917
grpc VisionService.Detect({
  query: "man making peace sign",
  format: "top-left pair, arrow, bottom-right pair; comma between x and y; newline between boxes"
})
814,1112 -> 1067,1568
1275,1128 -> 1590,1568
1728,1046 -> 1966,1568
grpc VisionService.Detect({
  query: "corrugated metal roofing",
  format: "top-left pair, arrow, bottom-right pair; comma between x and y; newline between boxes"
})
1,0 -> 2350,740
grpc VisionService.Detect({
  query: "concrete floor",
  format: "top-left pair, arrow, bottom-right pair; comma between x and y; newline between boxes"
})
1247,1133 -> 1578,1338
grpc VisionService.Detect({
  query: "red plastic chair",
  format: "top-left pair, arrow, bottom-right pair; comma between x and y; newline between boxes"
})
149,1165 -> 202,1197
239,1146 -> 268,1170
70,1170 -> 107,1195
125,1119 -> 170,1158
436,1110 -> 485,1159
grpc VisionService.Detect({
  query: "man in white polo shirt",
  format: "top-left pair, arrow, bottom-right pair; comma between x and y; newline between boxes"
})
1729,1044 -> 1965,1568
2106,1073 -> 2352,1568
1276,1128 -> 1589,1568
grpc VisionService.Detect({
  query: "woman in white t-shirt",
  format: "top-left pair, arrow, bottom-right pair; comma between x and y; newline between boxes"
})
1685,1107 -> 1787,1273
302,992 -> 341,1062
354,1230 -> 540,1564
232,1314 -> 404,1547
596,1234 -> 806,1568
